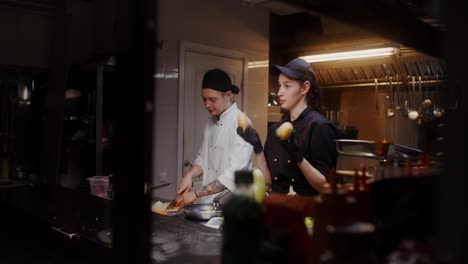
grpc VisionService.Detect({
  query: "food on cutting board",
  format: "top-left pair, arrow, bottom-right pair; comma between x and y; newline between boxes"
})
151,201 -> 170,212
237,112 -> 250,133
151,201 -> 180,215
276,122 -> 293,140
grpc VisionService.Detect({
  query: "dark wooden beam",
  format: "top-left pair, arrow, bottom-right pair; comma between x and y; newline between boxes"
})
111,0 -> 155,263
41,0 -> 70,184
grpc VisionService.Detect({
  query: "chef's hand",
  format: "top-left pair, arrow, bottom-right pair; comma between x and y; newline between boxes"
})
177,174 -> 193,195
175,191 -> 197,207
237,126 -> 263,154
279,132 -> 304,163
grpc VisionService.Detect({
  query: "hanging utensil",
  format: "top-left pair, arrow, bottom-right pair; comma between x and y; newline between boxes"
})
402,75 -> 411,118
374,78 -> 379,112
386,76 -> 395,117
416,76 -> 424,125
422,75 -> 432,107
395,74 -> 402,111
420,75 -> 434,124
433,74 -> 444,118
408,76 -> 419,120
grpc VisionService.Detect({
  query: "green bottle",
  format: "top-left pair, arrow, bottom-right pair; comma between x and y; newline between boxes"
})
222,170 -> 265,264
1,150 -> 10,184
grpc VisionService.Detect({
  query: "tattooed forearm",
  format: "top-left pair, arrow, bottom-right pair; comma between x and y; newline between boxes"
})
197,179 -> 227,197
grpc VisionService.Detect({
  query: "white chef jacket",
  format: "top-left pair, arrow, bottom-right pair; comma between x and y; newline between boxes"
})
194,103 -> 253,203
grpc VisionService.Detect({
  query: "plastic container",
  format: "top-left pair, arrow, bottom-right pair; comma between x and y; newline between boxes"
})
87,176 -> 109,199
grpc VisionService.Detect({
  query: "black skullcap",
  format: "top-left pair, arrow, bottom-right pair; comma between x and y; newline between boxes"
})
271,58 -> 317,85
202,68 -> 240,94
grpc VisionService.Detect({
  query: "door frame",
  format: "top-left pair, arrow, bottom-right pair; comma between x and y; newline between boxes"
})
177,41 -> 248,183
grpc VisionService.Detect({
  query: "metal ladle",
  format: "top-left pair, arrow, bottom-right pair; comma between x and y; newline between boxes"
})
420,75 -> 434,124
408,76 -> 419,120
433,74 -> 444,118
395,74 -> 402,111
422,75 -> 432,107
374,78 -> 379,112
386,76 -> 395,117
402,75 -> 411,118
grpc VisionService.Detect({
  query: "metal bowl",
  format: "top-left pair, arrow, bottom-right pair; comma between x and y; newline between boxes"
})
183,203 -> 224,221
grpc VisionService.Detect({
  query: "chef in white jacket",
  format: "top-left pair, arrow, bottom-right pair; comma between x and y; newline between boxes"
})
176,68 -> 253,205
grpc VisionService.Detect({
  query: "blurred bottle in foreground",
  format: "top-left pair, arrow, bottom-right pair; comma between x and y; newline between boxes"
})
222,170 -> 265,264
1,155 -> 9,184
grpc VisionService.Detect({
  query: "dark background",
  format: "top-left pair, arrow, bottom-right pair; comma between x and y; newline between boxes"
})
1,0 -> 467,263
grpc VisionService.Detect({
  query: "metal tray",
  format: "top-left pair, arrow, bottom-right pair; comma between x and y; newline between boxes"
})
336,139 -> 423,162
336,139 -> 381,159
387,143 -> 423,162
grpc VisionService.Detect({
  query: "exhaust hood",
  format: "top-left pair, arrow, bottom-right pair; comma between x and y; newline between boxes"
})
261,0 -> 447,89
300,46 -> 399,63
305,45 -> 446,88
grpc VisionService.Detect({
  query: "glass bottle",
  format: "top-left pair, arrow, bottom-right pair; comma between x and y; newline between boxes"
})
107,174 -> 114,200
0,142 -> 10,184
0,152 -> 9,184
222,170 -> 264,264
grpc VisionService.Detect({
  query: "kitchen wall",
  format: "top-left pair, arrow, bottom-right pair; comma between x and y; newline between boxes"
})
0,6 -> 52,67
153,0 -> 270,199
337,87 -> 420,146
0,0 -> 116,68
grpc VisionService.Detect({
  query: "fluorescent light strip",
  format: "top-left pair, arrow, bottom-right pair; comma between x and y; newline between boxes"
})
248,60 -> 269,69
300,47 -> 398,63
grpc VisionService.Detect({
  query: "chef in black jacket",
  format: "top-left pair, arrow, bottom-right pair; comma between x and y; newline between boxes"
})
238,58 -> 338,196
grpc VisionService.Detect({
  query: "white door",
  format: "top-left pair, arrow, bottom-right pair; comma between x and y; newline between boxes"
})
177,42 -> 248,186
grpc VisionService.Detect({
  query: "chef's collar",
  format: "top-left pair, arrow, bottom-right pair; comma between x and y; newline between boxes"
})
283,106 -> 312,123
215,102 -> 238,123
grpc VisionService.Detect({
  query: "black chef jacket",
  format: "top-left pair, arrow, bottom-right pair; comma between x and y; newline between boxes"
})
264,107 -> 338,196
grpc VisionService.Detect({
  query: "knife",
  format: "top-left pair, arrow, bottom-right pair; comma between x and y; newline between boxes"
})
165,199 -> 179,210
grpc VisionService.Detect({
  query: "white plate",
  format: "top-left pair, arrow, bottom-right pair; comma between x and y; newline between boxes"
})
203,217 -> 223,229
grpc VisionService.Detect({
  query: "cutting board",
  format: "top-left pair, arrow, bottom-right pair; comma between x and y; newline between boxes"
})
151,200 -> 181,216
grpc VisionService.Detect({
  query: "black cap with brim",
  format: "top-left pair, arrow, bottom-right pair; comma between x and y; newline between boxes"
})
271,58 -> 317,84
271,65 -> 303,80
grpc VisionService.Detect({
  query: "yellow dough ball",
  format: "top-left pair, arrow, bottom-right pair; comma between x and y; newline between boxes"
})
237,112 -> 250,133
276,122 -> 293,140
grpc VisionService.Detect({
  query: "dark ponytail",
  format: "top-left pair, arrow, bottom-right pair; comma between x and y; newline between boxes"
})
305,80 -> 326,115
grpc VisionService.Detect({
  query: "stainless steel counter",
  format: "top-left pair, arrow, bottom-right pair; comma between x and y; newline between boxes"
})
151,212 -> 222,264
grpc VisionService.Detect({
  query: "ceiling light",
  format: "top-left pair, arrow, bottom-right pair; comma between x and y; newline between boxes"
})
300,47 -> 399,63
248,60 -> 269,69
